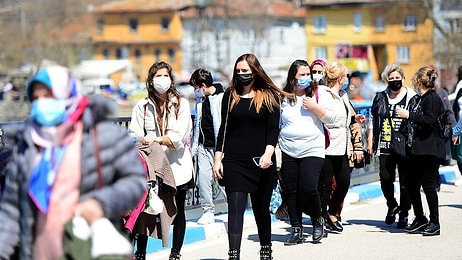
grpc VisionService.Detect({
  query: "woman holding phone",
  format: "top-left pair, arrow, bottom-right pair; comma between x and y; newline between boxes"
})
212,53 -> 289,259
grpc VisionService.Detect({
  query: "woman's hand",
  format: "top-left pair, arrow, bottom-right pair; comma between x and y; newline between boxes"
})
212,152 -> 224,179
355,114 -> 366,124
302,96 -> 317,110
353,150 -> 364,162
395,106 -> 409,119
75,199 -> 104,224
453,135 -> 460,145
258,154 -> 273,169
212,160 -> 223,179
142,136 -> 163,145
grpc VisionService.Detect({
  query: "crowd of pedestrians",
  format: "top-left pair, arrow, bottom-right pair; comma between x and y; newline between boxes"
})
0,56 -> 459,260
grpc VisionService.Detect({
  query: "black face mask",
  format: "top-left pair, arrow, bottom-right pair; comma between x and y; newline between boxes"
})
388,80 -> 402,91
235,73 -> 254,86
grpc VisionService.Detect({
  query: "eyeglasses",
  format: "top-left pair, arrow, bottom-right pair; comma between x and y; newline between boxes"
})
312,70 -> 323,74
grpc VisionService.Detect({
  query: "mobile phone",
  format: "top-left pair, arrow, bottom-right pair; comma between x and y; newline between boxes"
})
252,157 -> 273,167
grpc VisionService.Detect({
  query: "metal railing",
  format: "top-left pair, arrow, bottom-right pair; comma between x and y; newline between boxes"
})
0,105 -> 378,209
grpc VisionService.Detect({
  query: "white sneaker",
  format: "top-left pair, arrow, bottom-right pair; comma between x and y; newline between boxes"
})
197,212 -> 214,225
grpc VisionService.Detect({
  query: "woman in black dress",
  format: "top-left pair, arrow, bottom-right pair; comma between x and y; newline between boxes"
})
213,53 -> 288,260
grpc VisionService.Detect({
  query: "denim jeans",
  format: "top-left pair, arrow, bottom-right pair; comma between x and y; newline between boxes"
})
197,144 -> 219,213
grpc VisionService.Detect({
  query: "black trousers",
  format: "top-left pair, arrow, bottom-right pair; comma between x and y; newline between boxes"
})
319,155 -> 351,217
406,155 -> 440,225
281,152 -> 324,227
378,154 -> 411,216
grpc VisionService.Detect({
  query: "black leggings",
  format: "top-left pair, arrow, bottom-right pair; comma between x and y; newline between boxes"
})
227,177 -> 273,250
136,189 -> 187,253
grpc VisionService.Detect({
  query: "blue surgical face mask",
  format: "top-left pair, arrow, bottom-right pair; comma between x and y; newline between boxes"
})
194,89 -> 205,99
297,77 -> 312,89
30,99 -> 67,126
341,78 -> 349,90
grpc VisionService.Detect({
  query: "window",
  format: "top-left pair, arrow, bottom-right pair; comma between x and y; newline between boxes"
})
315,47 -> 327,60
135,49 -> 141,64
121,47 -> 129,59
129,18 -> 138,33
168,48 -> 175,62
446,18 -> 462,34
155,49 -> 161,61
375,16 -> 386,32
116,48 -> 122,59
161,17 -> 170,33
354,12 -> 362,32
102,48 -> 109,59
313,16 -> 326,33
96,18 -> 104,34
396,45 -> 410,63
403,15 -> 417,31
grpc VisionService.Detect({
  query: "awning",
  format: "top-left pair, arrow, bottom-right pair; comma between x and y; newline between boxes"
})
72,59 -> 132,79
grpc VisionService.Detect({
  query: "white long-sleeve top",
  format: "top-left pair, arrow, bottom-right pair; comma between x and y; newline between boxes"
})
279,85 -> 336,158
323,88 -> 353,156
128,96 -> 193,186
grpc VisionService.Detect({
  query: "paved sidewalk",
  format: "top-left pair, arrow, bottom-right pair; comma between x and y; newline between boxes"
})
143,165 -> 462,257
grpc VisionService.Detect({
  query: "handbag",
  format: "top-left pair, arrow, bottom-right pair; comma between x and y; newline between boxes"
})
390,130 -> 406,158
353,150 -> 371,169
144,181 -> 164,215
63,127 -> 133,259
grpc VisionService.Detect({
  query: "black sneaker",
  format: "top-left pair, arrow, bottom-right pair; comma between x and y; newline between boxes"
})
385,206 -> 399,225
405,216 -> 428,234
397,216 -> 408,229
422,222 -> 440,236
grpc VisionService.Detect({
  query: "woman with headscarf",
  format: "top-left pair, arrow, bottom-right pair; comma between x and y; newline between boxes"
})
0,65 -> 146,259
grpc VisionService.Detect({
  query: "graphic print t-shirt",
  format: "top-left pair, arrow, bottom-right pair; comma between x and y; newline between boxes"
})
379,94 -> 407,155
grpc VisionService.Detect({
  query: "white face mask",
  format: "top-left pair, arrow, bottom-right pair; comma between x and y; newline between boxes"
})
312,73 -> 323,82
152,77 -> 171,94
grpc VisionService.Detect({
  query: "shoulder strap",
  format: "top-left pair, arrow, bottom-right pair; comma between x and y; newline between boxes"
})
221,92 -> 231,152
92,127 -> 103,189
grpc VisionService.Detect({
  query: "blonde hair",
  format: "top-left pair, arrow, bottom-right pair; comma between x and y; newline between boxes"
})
381,64 -> 405,82
412,65 -> 438,90
324,61 -> 347,87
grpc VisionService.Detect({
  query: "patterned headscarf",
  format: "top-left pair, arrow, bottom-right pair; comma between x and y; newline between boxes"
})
27,66 -> 88,213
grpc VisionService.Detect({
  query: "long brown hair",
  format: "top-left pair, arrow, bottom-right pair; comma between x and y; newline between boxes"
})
145,61 -> 181,131
229,53 -> 290,113
283,59 -> 318,104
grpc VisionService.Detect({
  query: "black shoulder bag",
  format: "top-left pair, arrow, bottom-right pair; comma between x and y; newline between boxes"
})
385,96 -> 406,158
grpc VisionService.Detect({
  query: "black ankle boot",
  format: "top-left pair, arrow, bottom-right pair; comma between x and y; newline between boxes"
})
312,217 -> 325,242
260,243 -> 272,260
228,248 -> 240,260
284,226 -> 304,246
169,248 -> 181,260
